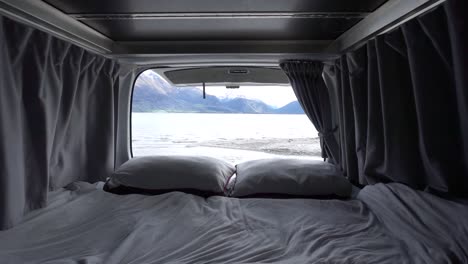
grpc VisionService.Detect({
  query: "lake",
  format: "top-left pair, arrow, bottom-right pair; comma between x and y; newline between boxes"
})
132,113 -> 321,163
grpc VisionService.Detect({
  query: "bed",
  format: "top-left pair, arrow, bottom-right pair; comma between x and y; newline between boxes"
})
0,182 -> 467,263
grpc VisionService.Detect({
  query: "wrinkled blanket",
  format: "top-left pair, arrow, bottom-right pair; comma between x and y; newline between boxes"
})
0,182 -> 467,263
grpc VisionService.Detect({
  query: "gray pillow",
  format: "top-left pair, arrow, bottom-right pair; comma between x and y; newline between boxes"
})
230,159 -> 352,198
104,156 -> 235,196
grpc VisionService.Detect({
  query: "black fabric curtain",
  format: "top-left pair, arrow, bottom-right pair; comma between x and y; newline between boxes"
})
0,16 -> 121,229
323,3 -> 468,197
280,61 -> 339,163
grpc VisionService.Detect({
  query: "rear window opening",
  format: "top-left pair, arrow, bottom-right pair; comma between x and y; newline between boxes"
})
131,69 -> 321,163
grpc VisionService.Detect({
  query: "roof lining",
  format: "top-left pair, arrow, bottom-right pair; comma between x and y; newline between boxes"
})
162,66 -> 290,86
328,0 -> 447,53
43,0 -> 389,14
112,40 -> 332,55
0,0 -> 447,65
0,0 -> 112,54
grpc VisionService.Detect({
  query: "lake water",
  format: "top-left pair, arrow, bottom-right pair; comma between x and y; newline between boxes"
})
132,113 -> 321,163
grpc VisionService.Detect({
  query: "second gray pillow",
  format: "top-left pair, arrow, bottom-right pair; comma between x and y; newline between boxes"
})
231,158 -> 352,198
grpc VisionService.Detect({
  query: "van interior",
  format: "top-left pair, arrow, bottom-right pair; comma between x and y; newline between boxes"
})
0,0 -> 467,263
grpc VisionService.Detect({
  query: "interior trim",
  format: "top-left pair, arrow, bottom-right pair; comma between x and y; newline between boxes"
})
70,12 -> 369,20
163,66 -> 290,86
113,40 -> 332,55
0,0 -> 112,54
115,67 -> 142,168
0,0 -> 447,59
113,54 -> 341,67
327,0 -> 447,53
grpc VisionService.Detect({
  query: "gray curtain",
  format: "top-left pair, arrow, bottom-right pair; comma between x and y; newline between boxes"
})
280,61 -> 339,163
323,2 -> 468,197
445,0 -> 468,175
0,15 -> 121,229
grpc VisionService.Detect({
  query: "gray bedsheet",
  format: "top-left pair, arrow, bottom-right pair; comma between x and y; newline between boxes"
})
0,182 -> 467,263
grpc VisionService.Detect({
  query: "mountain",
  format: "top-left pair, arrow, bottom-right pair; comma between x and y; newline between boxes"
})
274,101 -> 305,114
222,97 -> 274,113
132,71 -> 303,114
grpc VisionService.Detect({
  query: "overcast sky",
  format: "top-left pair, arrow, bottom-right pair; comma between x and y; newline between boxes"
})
195,85 -> 298,108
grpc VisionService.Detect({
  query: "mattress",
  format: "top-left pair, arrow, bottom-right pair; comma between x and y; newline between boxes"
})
0,181 -> 467,263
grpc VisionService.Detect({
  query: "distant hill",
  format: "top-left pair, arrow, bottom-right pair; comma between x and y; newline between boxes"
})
274,101 -> 305,114
132,71 -> 305,114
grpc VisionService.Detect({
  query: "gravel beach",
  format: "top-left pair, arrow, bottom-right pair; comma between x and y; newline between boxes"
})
192,137 -> 321,157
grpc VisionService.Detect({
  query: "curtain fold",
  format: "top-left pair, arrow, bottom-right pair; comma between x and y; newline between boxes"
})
323,2 -> 468,196
280,61 -> 339,163
445,0 -> 468,180
0,16 -> 121,229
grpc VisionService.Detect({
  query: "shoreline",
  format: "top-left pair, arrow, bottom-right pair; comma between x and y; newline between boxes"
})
189,137 -> 321,157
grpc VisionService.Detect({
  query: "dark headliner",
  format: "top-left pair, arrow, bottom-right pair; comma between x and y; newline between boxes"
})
44,0 -> 388,42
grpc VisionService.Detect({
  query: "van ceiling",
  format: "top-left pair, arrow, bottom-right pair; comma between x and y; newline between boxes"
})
0,0 -> 445,65
161,67 -> 290,86
43,0 -> 386,42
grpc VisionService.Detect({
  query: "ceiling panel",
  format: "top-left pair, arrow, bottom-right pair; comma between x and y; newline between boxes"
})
80,18 -> 361,41
164,67 -> 290,85
45,0 -> 388,14
39,0 -> 387,45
